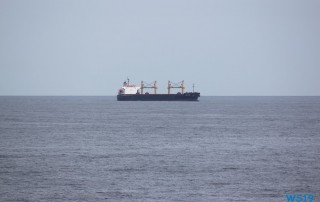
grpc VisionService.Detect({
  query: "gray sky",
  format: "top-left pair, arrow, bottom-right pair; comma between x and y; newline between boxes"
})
0,0 -> 319,95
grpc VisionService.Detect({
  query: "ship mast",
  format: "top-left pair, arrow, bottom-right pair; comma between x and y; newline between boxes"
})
140,80 -> 157,94
141,81 -> 144,94
154,81 -> 157,94
168,80 -> 185,94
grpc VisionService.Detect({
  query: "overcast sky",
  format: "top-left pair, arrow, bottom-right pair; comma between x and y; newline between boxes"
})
0,0 -> 319,95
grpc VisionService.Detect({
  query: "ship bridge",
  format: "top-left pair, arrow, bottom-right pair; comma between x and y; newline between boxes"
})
118,78 -> 141,95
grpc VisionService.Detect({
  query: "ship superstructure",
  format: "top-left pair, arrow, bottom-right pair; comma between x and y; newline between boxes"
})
118,79 -> 141,95
117,78 -> 200,101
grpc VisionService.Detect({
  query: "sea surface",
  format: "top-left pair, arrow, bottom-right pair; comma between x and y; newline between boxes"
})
0,96 -> 319,202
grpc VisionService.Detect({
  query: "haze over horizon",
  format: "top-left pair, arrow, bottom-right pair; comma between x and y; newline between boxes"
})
0,0 -> 319,96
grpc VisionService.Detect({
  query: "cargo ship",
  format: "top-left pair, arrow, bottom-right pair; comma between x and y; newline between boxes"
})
117,79 -> 200,101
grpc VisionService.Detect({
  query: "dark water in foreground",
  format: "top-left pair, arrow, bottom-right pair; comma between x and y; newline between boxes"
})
0,96 -> 319,202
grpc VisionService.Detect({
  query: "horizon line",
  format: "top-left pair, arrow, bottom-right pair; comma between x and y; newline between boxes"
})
0,95 -> 319,97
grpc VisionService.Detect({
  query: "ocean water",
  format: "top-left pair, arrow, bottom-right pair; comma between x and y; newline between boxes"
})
0,96 -> 319,202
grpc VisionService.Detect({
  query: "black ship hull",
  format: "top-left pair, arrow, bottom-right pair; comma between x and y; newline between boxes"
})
117,92 -> 200,101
